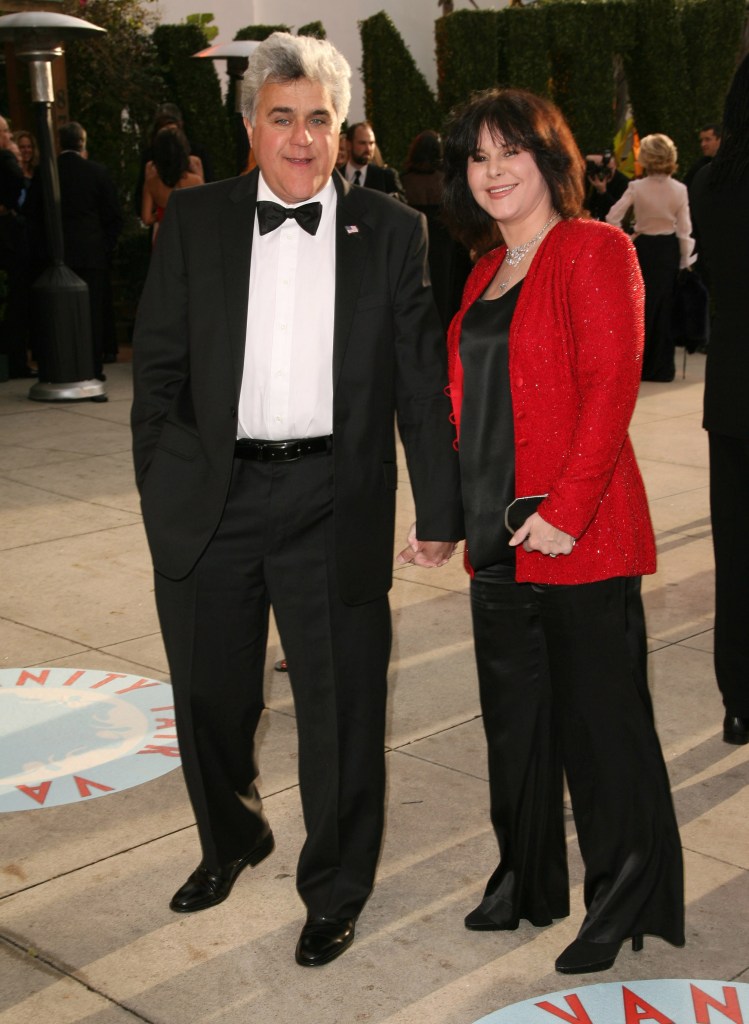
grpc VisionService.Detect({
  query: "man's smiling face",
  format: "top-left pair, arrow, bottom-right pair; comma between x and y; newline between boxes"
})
248,77 -> 339,204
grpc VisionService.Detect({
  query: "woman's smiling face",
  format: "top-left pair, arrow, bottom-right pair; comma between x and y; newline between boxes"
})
466,124 -> 552,236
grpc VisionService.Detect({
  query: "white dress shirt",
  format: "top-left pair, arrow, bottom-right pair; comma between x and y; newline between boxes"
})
238,174 -> 337,441
345,161 -> 367,186
606,174 -> 696,268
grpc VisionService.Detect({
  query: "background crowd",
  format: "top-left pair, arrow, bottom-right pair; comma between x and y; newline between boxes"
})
0,87 -> 725,388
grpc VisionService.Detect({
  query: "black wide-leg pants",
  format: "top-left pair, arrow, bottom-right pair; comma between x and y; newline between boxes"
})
469,569 -> 684,946
155,451 -> 391,920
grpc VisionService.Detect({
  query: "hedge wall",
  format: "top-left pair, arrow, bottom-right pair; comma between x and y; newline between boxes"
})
432,1 -> 632,151
546,1 -> 631,155
298,21 -> 327,39
435,10 -> 499,114
620,0 -> 693,166
234,24 -> 292,41
363,0 -> 747,172
434,6 -> 553,111
360,12 -> 442,169
501,5 -> 551,98
679,0 -> 745,161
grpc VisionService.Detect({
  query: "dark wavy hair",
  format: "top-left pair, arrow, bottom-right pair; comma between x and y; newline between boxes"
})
152,126 -> 190,189
403,129 -> 443,174
443,88 -> 585,254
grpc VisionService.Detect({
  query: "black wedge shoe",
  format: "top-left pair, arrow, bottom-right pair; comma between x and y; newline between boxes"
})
555,934 -> 643,974
464,904 -> 520,931
723,714 -> 749,745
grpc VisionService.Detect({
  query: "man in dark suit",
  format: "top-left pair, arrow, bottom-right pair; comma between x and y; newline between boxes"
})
690,62 -> 749,747
38,122 -> 122,379
131,33 -> 462,967
684,123 -> 721,191
344,121 -> 406,201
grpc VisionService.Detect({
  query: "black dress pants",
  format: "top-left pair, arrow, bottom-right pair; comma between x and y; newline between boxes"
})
709,431 -> 749,717
154,451 -> 391,920
469,568 -> 684,945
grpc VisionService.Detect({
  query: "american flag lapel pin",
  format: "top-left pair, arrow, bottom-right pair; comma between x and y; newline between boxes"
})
345,224 -> 359,234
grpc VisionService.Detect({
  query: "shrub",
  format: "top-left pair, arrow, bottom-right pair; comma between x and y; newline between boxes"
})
435,10 -> 499,114
360,11 -> 442,169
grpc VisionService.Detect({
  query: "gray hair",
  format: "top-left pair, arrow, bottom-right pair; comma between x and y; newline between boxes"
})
242,32 -> 351,126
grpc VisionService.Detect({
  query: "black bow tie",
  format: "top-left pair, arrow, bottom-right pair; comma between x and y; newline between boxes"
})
256,200 -> 322,236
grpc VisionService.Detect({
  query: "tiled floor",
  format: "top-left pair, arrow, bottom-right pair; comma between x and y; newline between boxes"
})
1,350 -> 747,1024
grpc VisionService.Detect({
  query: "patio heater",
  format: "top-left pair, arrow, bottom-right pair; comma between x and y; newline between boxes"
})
0,12 -> 107,402
192,41 -> 259,175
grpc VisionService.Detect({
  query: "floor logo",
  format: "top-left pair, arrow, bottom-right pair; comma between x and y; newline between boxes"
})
473,979 -> 749,1024
0,667 -> 180,812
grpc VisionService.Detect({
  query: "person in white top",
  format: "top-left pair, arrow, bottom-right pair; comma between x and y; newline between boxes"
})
607,133 -> 695,382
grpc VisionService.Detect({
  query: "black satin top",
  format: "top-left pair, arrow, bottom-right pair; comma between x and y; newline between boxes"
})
459,281 -> 522,570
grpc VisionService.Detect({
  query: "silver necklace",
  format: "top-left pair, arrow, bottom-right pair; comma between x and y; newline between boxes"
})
503,212 -> 560,268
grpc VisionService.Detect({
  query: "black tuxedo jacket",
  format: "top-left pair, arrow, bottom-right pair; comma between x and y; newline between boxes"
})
132,169 -> 463,602
361,162 -> 406,202
690,163 -> 749,439
56,152 -> 122,268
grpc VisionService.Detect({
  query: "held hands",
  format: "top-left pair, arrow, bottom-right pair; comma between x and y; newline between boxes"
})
396,522 -> 456,568
508,512 -> 575,558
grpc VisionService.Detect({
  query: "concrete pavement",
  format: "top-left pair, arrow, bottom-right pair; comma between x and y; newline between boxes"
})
1,350 -> 747,1024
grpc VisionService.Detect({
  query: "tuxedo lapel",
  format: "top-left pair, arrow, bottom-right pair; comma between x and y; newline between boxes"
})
220,169 -> 259,395
333,174 -> 371,386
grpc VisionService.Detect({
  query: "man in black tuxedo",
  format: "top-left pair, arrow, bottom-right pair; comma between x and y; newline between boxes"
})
27,122 -> 122,379
344,121 -> 406,201
131,33 -> 462,967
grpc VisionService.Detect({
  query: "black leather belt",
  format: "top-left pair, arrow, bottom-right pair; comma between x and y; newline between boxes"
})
234,436 -> 332,462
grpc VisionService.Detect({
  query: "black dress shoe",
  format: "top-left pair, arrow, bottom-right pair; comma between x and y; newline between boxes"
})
723,714 -> 749,745
464,904 -> 519,931
169,831 -> 274,913
295,916 -> 356,967
555,934 -> 643,975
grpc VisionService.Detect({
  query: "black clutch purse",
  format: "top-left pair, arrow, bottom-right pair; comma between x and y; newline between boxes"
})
504,494 -> 548,534
671,268 -> 709,354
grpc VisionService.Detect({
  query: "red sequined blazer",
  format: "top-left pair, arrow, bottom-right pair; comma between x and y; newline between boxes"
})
447,217 -> 657,584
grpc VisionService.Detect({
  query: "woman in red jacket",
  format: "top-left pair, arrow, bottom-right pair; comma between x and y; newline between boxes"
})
442,89 -> 684,975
